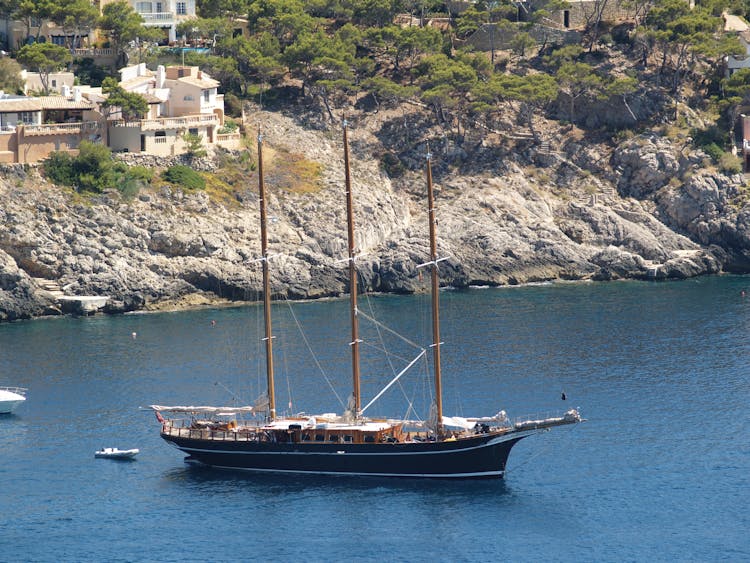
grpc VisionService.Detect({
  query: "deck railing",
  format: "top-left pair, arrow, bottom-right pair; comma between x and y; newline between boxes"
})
140,12 -> 176,24
23,122 -> 100,136
111,114 -> 218,131
73,48 -> 115,57
162,421 -> 261,442
216,132 -> 241,144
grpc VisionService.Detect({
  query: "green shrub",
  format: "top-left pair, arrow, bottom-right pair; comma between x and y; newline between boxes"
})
218,119 -> 238,134
43,142 -> 152,197
719,152 -> 742,175
115,165 -> 154,199
224,92 -> 242,117
162,165 -> 205,190
691,125 -> 726,147
381,152 -> 405,178
72,141 -> 122,193
43,152 -> 75,186
703,142 -> 724,164
182,132 -> 207,159
118,177 -> 142,200
126,165 -> 153,183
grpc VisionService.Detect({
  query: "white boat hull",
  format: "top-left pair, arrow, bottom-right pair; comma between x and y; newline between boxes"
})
0,388 -> 26,414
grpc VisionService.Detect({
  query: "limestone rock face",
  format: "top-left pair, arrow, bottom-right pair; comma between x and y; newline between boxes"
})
0,248 -> 56,321
655,173 -> 750,270
612,134 -> 684,199
0,114 -> 744,321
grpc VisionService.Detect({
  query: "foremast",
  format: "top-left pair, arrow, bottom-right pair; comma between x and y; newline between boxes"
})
258,132 -> 276,421
425,149 -> 443,437
343,119 -> 362,419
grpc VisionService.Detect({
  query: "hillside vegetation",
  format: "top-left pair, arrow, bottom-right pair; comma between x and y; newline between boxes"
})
4,0 -> 750,320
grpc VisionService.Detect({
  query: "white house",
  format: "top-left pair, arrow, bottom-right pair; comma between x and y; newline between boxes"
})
99,0 -> 197,43
107,63 -> 239,156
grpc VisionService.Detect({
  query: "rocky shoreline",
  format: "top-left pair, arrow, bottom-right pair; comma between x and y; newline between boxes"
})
1,109 -> 747,322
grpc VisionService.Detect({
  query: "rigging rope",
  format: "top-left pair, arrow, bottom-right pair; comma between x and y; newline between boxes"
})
361,349 -> 426,415
283,299 -> 346,410
360,292 -> 431,419
358,308 -> 424,350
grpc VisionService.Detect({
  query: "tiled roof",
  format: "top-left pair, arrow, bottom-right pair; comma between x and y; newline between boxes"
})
120,74 -> 155,90
178,75 -> 220,88
0,99 -> 42,112
38,97 -> 96,110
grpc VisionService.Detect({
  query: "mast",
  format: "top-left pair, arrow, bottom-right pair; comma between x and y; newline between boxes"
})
426,149 -> 443,436
343,119 -> 361,417
258,132 -> 276,421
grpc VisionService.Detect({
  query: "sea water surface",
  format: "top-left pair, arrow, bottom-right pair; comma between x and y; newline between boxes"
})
1,276 -> 748,562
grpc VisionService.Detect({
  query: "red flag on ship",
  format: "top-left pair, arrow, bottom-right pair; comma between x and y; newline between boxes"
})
155,411 -> 165,423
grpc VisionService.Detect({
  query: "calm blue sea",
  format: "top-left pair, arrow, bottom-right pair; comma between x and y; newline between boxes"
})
1,276 -> 748,562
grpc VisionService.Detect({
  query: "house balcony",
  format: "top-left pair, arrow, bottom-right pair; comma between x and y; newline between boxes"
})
23,121 -> 100,136
111,114 -> 219,131
140,12 -> 176,25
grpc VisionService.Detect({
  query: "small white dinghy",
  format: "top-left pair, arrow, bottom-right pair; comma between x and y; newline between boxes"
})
95,447 -> 139,460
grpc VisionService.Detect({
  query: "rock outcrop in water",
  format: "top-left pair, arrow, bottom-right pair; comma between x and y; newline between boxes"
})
1,109 -> 746,321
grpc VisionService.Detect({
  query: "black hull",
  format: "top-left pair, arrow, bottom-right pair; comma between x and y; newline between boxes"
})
161,431 -> 531,479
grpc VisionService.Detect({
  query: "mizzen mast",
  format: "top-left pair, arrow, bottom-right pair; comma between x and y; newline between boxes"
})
343,119 -> 362,417
258,132 -> 276,421
426,149 -> 443,435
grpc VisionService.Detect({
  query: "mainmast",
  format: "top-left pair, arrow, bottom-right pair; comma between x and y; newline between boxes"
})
426,149 -> 443,436
343,119 -> 361,417
258,132 -> 276,421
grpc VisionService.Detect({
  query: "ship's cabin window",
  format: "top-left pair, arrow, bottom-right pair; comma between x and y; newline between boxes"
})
343,435 -> 353,443
329,435 -> 340,442
315,434 -> 325,442
301,433 -> 310,441
364,435 -> 375,443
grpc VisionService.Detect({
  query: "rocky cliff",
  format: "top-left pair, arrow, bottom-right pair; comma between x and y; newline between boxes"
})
1,108 -> 746,322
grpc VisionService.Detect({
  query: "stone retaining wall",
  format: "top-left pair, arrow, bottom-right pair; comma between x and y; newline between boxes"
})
114,152 -> 219,171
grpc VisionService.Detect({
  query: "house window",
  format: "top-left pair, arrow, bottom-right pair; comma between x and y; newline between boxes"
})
203,90 -> 210,103
183,95 -> 193,101
188,128 -> 198,136
136,2 -> 151,12
51,79 -> 57,88
20,111 -> 35,124
563,10 -> 570,28
51,36 -> 65,46
155,1 -> 163,12
176,1 -> 186,14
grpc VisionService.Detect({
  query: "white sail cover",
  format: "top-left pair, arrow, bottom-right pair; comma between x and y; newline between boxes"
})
441,416 -> 474,430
